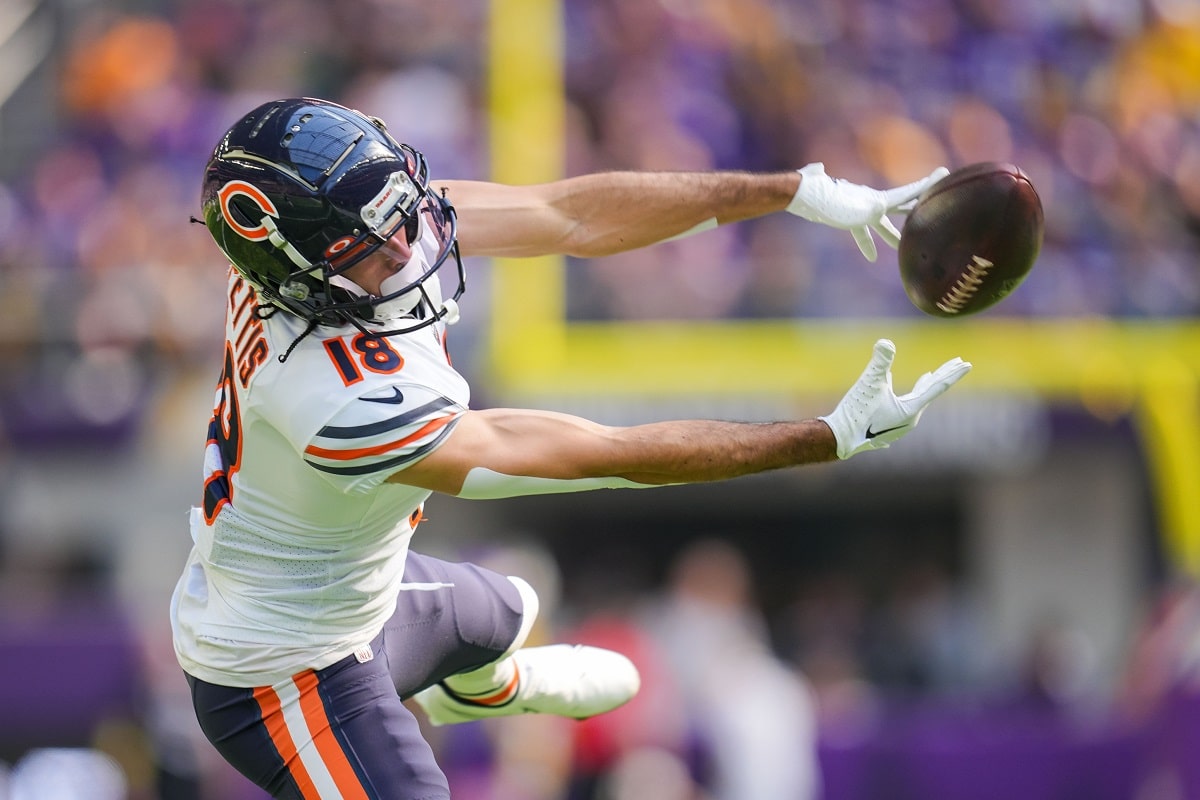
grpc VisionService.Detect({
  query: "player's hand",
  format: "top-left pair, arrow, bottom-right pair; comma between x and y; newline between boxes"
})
819,339 -> 971,460
786,163 -> 950,261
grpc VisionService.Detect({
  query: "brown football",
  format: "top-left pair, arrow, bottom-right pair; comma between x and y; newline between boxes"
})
898,162 -> 1044,317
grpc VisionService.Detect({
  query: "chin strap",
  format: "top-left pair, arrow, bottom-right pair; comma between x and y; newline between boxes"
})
277,317 -> 320,364
261,215 -> 320,274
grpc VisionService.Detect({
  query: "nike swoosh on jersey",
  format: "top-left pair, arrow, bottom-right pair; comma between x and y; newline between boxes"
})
361,387 -> 405,404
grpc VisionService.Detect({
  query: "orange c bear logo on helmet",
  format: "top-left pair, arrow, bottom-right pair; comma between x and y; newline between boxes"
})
218,181 -> 279,242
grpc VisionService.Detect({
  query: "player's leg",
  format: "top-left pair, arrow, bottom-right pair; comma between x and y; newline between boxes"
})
383,552 -> 532,698
388,552 -> 640,726
188,644 -> 450,800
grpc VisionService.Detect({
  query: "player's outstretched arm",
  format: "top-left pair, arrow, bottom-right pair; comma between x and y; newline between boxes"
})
435,174 -> 795,259
436,165 -> 947,262
390,340 -> 970,499
389,407 -> 839,499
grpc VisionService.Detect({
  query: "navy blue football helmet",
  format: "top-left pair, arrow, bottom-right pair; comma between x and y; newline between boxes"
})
200,97 -> 465,335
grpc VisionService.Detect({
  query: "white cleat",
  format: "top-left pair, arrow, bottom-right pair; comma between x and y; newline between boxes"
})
414,644 -> 640,727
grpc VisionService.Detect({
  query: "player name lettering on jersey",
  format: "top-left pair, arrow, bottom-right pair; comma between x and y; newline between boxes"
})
228,271 -> 270,387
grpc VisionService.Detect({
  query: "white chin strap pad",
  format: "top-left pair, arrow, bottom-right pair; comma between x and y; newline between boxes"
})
440,298 -> 460,325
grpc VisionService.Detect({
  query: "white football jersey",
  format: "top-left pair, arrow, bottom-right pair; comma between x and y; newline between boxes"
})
171,268 -> 469,687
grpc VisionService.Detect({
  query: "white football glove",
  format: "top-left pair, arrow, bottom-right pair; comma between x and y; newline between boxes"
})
820,339 -> 971,460
787,163 -> 950,261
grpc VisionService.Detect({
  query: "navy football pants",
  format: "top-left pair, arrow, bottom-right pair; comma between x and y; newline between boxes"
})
187,553 -> 526,800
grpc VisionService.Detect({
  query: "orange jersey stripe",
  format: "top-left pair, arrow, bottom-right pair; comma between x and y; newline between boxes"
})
294,670 -> 370,800
253,685 -> 322,800
304,414 -> 457,461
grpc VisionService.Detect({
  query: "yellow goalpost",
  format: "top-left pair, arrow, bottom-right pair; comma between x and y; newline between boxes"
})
486,0 -> 1200,570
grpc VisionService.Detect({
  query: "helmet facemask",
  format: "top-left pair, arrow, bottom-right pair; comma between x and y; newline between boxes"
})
299,159 -> 466,334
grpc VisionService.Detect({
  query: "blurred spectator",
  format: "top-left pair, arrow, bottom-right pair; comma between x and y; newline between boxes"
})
779,571 -> 883,738
1118,574 -> 1200,726
1115,575 -> 1200,800
863,557 -> 986,697
1004,616 -> 1101,715
8,748 -> 128,800
642,538 -> 821,800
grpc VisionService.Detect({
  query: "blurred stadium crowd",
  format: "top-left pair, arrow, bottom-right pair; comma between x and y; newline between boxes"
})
0,0 -> 1199,798
1,0 -> 1199,361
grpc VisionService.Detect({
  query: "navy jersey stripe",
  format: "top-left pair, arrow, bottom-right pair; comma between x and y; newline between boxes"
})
315,396 -> 459,440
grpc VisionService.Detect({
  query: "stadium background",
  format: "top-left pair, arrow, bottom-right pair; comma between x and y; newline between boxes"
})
0,0 -> 1198,797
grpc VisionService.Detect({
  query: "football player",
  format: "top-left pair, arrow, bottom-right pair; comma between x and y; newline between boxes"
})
173,97 -> 968,799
